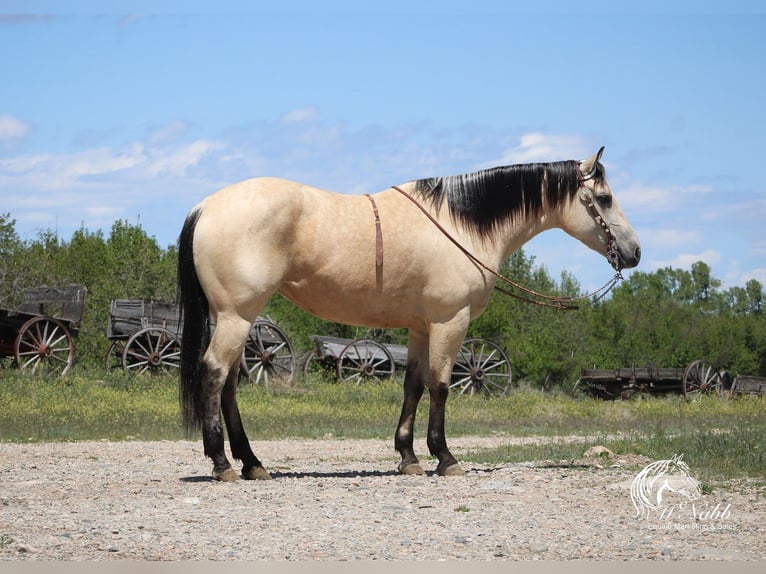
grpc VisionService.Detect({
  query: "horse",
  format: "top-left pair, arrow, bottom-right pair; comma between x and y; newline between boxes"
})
177,146 -> 641,481
631,454 -> 702,519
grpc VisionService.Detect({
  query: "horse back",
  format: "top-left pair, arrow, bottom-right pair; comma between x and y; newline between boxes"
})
191,177 -> 494,328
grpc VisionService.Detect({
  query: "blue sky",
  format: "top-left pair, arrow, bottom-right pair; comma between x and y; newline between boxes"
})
1,1 -> 764,291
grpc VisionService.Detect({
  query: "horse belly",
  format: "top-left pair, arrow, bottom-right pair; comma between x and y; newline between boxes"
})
278,278 -> 420,329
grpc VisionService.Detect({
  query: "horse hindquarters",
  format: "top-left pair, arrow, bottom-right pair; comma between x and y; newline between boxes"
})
177,207 -> 270,481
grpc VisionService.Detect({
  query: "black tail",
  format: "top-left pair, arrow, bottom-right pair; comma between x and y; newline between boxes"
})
177,207 -> 210,433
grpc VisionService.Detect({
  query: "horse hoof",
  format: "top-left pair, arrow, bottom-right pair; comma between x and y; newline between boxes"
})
213,467 -> 240,482
437,463 -> 466,477
244,466 -> 272,480
398,461 -> 425,475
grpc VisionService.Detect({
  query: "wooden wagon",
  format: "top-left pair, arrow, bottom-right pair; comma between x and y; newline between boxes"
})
729,374 -> 766,397
303,335 -> 512,396
573,359 -> 725,400
105,298 -> 296,383
0,285 -> 87,376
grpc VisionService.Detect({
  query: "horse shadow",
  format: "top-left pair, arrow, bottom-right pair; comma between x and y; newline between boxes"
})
180,466 -> 497,482
180,468 -> 399,483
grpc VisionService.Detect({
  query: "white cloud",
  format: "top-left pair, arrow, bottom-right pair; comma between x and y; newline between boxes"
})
280,107 -> 319,124
147,120 -> 189,146
0,139 -> 222,193
644,229 -> 703,247
739,268 -> 766,286
144,140 -> 223,177
616,181 -> 716,214
493,133 -> 590,165
651,249 -> 723,270
0,114 -> 29,141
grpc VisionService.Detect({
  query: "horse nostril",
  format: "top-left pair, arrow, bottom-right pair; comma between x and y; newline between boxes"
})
634,246 -> 641,263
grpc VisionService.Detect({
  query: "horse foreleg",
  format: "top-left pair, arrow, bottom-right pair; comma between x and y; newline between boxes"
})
426,382 -> 464,476
426,321 -> 468,477
221,365 -> 272,480
395,330 -> 427,475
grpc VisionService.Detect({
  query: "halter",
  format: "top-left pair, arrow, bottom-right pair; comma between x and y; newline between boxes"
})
392,162 -> 625,311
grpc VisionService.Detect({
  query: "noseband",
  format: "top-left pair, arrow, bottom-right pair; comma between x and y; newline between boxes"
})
575,161 -> 622,271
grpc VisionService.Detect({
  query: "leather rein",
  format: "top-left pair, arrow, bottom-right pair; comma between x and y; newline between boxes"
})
388,161 -> 624,311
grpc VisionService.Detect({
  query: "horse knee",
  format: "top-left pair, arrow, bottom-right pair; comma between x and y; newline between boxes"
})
428,381 -> 449,402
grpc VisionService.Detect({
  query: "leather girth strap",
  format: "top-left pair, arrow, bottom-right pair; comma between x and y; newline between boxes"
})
364,194 -> 383,268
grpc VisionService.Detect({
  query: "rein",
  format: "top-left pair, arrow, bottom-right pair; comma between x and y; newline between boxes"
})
391,178 -> 623,311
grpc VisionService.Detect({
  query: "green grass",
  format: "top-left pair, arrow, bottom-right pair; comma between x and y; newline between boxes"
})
1,369 -> 764,481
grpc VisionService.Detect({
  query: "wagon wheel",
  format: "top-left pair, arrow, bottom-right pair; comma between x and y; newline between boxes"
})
682,359 -> 723,398
301,349 -> 319,375
241,320 -> 295,385
122,327 -> 180,375
451,338 -> 512,397
301,348 -> 336,378
14,316 -> 75,376
336,339 -> 395,383
571,378 -> 587,398
104,340 -> 126,371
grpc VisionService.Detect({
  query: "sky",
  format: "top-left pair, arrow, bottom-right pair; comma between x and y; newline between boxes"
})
1,0 -> 765,292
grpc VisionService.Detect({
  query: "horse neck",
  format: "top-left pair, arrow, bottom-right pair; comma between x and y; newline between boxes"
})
486,204 -> 563,265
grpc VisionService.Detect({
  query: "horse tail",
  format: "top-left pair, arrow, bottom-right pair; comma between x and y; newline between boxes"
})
177,206 -> 210,434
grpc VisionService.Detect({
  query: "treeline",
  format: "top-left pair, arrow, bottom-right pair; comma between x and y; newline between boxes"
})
1,213 -> 764,384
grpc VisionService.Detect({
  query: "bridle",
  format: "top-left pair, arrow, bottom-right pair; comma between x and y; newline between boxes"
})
574,160 -> 623,272
390,161 -> 624,310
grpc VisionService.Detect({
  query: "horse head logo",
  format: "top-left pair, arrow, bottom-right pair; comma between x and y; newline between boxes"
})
630,454 -> 702,519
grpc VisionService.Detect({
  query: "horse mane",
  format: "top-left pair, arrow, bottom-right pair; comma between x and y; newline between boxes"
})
414,160 -> 592,237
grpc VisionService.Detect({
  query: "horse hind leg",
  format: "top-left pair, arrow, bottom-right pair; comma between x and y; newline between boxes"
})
221,365 -> 272,480
200,315 -> 254,482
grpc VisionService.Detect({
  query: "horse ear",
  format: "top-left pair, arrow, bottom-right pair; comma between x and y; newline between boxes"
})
579,146 -> 605,176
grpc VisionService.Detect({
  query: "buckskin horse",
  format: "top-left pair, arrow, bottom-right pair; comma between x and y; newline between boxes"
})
177,147 -> 640,481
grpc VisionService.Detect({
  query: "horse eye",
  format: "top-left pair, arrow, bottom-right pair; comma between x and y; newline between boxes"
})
596,194 -> 612,208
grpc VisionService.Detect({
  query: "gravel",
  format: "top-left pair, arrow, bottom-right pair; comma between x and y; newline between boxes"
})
1,437 -> 763,561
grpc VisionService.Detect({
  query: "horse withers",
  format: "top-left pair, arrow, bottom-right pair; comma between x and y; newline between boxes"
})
177,147 -> 640,481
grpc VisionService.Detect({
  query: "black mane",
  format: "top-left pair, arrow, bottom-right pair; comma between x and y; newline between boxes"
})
414,160 -> 586,237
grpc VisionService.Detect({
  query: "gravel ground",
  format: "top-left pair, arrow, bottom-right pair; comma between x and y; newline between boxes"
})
0,437 -> 763,561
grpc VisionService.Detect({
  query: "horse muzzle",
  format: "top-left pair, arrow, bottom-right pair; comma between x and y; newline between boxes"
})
610,242 -> 641,270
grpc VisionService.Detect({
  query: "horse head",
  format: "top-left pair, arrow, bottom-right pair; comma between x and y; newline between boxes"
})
561,147 -> 641,271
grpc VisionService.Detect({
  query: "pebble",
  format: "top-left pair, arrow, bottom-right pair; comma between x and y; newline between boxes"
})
0,438 -> 763,561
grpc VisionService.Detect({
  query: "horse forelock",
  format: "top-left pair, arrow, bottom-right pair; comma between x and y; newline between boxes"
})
413,160 -> 580,237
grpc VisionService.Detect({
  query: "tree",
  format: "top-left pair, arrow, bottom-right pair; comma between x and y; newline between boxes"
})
745,279 -> 763,314
0,213 -> 22,303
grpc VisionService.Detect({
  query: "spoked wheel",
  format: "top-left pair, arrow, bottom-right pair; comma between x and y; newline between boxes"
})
336,339 -> 395,383
682,359 -> 723,398
123,327 -> 180,375
450,338 -> 512,397
14,316 -> 75,376
301,348 -> 336,378
241,320 -> 296,385
571,378 -> 587,398
104,340 -> 126,371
